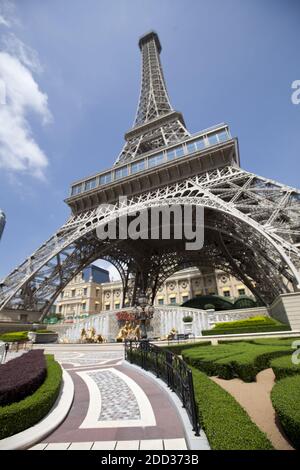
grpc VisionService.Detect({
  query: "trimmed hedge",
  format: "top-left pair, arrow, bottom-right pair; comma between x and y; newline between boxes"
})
271,375 -> 300,449
202,325 -> 290,336
213,316 -> 282,329
0,354 -> 62,439
0,350 -> 46,406
202,316 -> 290,336
191,366 -> 273,449
271,355 -> 300,380
160,341 -> 211,355
0,331 -> 29,342
182,342 -> 292,382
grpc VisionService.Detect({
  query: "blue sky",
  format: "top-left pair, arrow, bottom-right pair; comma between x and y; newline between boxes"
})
0,0 -> 299,280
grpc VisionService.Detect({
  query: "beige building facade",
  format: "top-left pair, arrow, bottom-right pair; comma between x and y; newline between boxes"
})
56,264 -> 253,318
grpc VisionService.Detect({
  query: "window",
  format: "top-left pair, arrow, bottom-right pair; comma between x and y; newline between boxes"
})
170,297 -> 176,305
208,133 -> 219,146
83,288 -> 87,296
59,305 -> 62,313
216,130 -> 229,142
100,172 -> 112,185
84,178 -> 96,191
115,166 -> 128,180
158,298 -> 164,305
223,290 -> 231,297
95,302 -> 100,311
167,145 -> 185,161
131,159 -> 145,174
96,288 -> 100,297
115,303 -> 120,309
105,304 -> 110,310
187,138 -> 206,154
238,288 -> 246,296
20,313 -> 28,322
71,289 -> 76,298
71,184 -> 82,196
148,153 -> 164,168
182,295 -> 189,303
82,303 -> 86,311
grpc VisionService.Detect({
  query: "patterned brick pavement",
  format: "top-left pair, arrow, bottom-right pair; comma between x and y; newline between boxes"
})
35,345 -> 187,450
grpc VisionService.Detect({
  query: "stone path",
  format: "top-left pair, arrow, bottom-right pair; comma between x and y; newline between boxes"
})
32,344 -> 191,450
211,368 -> 294,450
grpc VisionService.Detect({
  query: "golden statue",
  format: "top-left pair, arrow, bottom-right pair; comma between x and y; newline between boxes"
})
116,321 -> 140,342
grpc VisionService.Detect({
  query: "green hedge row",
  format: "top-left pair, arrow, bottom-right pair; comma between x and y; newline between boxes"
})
160,341 -> 211,355
0,354 -> 62,440
271,375 -> 300,449
213,316 -> 281,330
0,331 -> 29,342
182,342 -> 292,382
191,366 -> 273,449
202,325 -> 290,336
270,355 -> 300,380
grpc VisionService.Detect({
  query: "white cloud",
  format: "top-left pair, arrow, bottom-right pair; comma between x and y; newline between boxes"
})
0,12 -> 51,179
2,32 -> 42,73
0,14 -> 9,27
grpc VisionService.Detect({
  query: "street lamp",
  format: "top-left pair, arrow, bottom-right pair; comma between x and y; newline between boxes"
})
133,291 -> 155,340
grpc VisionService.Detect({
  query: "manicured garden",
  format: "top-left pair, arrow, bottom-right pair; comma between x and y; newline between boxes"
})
0,353 -> 62,439
191,366 -> 273,449
179,337 -> 300,449
202,316 -> 290,336
0,350 -> 47,406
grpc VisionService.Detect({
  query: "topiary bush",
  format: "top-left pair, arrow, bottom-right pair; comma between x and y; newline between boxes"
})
271,355 -> 300,380
191,366 -> 273,449
182,342 -> 293,382
0,331 -> 29,342
0,350 -> 46,406
202,316 -> 290,336
271,375 -> 300,449
0,354 -> 62,439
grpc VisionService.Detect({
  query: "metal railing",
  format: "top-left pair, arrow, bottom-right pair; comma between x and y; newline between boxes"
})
125,339 -> 200,436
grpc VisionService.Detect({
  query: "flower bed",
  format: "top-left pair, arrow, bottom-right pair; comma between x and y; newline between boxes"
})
0,355 -> 62,439
0,350 -> 46,406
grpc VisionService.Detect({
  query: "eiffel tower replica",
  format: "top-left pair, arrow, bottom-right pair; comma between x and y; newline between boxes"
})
1,31 -> 300,328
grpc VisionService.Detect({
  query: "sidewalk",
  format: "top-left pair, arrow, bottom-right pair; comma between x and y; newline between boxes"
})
32,345 -> 189,450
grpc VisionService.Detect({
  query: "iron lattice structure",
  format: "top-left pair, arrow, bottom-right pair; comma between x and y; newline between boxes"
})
1,32 -> 300,319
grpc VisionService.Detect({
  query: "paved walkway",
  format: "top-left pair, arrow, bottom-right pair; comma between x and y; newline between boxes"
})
32,344 -> 189,450
211,368 -> 294,450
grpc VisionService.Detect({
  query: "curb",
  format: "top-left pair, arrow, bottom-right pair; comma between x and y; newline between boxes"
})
123,361 -> 210,450
0,369 -> 74,450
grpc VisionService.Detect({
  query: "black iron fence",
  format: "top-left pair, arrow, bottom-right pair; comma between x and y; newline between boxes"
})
124,339 -> 200,436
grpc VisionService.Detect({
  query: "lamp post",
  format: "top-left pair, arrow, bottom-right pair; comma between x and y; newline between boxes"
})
133,291 -> 154,340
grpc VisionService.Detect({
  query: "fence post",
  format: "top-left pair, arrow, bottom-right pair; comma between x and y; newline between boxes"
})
188,369 -> 200,436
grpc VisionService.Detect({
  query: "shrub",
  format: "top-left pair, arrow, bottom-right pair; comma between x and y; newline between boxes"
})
191,366 -> 273,449
0,331 -> 29,342
0,354 -> 62,439
182,315 -> 193,323
271,355 -> 300,380
202,325 -> 290,336
0,350 -> 46,406
213,316 -> 281,329
182,342 -> 292,382
271,375 -> 300,449
160,341 -> 211,355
